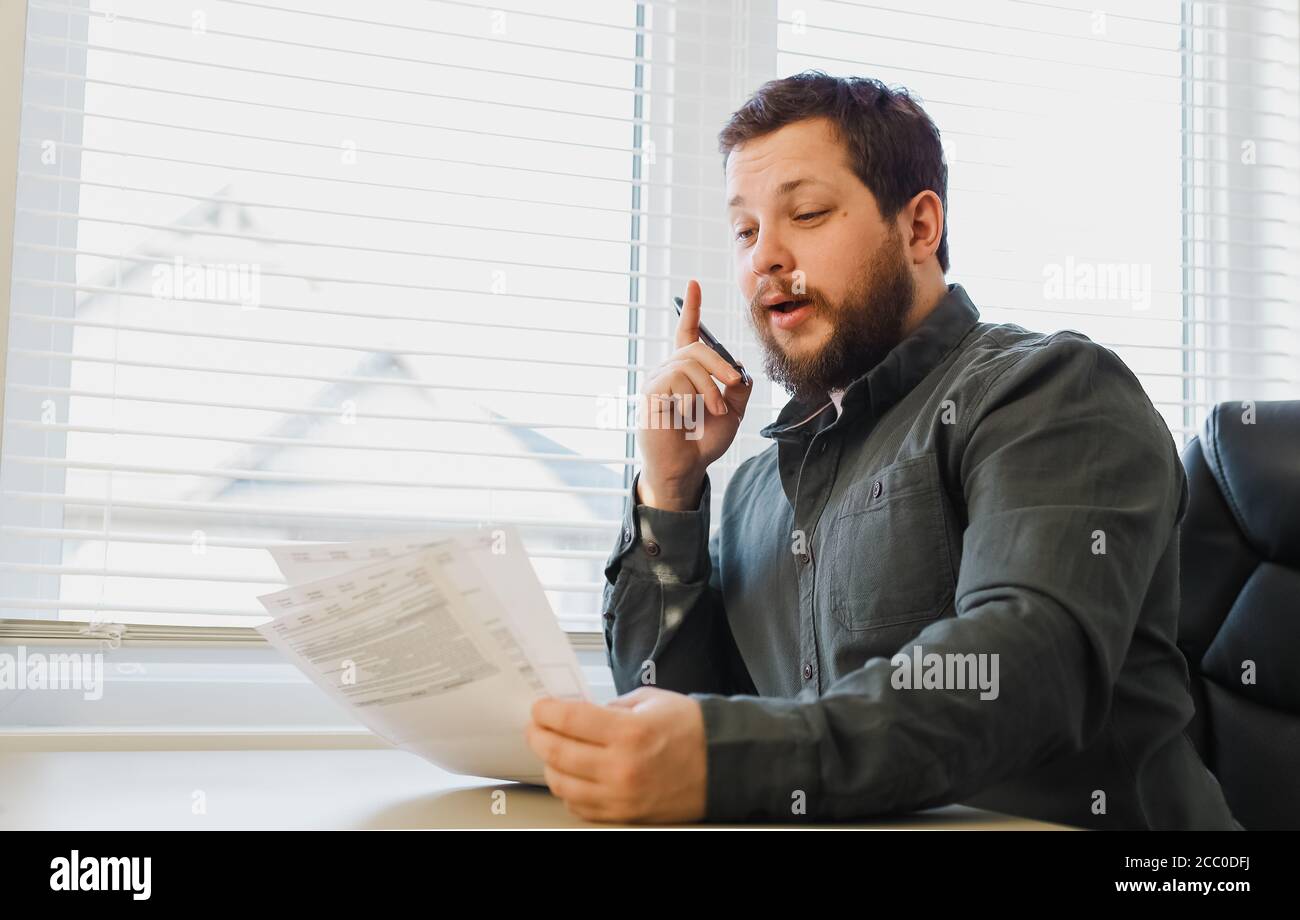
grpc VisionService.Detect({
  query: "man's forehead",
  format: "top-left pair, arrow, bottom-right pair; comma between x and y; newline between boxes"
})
724,120 -> 848,205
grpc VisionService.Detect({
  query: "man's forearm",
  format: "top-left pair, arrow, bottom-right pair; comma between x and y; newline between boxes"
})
603,471 -> 755,696
689,590 -> 1100,821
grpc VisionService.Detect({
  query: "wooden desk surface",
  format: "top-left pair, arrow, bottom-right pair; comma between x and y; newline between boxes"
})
0,748 -> 1068,829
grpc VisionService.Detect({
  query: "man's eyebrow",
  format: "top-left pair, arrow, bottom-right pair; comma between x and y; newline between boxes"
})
726,176 -> 826,210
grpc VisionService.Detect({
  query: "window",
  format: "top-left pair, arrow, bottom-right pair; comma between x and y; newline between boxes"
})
4,0 -> 661,635
2,0 -> 1297,651
776,0 -> 1300,441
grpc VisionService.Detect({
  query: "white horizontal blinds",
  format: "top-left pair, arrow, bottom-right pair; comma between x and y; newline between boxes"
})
6,1 -> 1295,636
776,0 -> 1300,442
0,0 -> 693,630
1181,0 -> 1300,428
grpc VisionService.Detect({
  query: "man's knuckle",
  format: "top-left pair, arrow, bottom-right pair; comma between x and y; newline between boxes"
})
563,799 -> 587,819
544,762 -> 566,785
610,760 -> 640,789
555,708 -> 577,737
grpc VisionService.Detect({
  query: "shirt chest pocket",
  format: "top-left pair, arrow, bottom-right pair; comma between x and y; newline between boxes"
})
824,453 -> 955,631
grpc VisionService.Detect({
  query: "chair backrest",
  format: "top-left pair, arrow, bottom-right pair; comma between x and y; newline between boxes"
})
1179,400 -> 1300,830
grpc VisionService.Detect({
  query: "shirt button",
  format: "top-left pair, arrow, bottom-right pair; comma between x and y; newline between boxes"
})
602,611 -> 615,623
623,527 -> 633,542
802,663 -> 813,680
871,480 -> 883,499
644,540 -> 661,557
797,552 -> 811,565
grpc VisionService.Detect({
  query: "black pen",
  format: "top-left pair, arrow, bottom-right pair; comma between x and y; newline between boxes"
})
673,296 -> 752,388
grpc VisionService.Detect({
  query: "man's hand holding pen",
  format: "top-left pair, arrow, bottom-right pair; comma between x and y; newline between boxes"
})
636,278 -> 754,512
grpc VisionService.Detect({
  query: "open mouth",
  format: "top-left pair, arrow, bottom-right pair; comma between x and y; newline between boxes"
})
769,299 -> 811,313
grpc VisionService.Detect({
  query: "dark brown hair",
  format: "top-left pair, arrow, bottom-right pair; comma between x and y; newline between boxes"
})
718,70 -> 950,273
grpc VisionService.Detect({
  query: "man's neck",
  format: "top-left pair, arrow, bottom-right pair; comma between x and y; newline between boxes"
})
902,272 -> 950,337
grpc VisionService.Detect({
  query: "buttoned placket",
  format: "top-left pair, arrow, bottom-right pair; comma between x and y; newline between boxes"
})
787,414 -> 844,696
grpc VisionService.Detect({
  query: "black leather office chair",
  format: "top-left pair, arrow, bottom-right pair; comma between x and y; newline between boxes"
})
1179,400 -> 1300,830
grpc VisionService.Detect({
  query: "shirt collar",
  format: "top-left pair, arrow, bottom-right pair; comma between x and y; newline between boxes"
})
759,282 -> 981,441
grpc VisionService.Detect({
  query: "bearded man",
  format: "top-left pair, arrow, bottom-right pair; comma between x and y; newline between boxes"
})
525,71 -> 1241,831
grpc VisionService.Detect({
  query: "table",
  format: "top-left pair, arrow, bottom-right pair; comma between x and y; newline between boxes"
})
0,747 -> 1069,829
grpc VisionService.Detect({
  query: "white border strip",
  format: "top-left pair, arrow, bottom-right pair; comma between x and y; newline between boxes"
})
0,0 -> 31,454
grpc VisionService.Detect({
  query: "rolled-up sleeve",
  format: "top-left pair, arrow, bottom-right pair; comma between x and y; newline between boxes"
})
689,336 -> 1184,821
603,471 -> 756,696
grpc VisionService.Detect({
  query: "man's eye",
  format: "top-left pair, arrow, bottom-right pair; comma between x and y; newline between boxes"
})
735,212 -> 824,242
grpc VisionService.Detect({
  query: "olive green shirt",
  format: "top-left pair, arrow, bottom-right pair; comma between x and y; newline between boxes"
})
601,282 -> 1241,829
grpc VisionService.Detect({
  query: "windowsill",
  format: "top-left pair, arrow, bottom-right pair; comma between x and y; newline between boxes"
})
0,728 -> 389,751
0,635 -> 617,744
0,618 -> 607,650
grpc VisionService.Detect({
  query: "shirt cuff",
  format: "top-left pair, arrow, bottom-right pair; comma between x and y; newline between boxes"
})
606,470 -> 712,584
690,692 -> 822,822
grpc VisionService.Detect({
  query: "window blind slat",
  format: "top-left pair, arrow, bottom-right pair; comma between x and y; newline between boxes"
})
0,525 -> 613,560
3,491 -> 625,529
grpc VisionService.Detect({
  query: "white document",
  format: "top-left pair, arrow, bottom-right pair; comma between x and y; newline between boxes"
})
256,528 -> 591,784
268,529 -> 586,700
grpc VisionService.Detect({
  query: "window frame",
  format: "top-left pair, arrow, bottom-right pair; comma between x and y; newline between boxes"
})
0,0 -> 26,481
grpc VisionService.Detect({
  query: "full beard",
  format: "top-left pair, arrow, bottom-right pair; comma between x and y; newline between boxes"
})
750,228 -> 916,400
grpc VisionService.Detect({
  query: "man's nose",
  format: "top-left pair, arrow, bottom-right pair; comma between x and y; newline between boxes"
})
749,226 -> 794,279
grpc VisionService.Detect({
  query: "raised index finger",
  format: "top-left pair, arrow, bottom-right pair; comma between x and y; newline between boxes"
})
674,278 -> 703,350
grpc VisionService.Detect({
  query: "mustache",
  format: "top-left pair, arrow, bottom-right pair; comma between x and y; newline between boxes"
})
750,287 -> 821,311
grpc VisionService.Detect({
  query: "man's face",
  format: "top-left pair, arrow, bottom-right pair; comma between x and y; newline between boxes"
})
725,116 -> 917,399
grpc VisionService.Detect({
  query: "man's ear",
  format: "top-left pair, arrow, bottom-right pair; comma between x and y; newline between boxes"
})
901,189 -> 944,265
